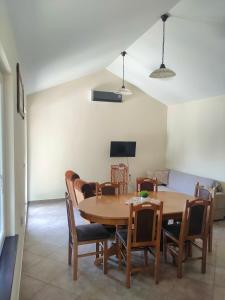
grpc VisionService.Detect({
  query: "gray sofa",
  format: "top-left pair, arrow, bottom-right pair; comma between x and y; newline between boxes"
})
147,169 -> 225,220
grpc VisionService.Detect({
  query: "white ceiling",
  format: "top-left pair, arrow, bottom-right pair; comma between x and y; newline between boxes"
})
5,0 -> 178,95
108,0 -> 225,104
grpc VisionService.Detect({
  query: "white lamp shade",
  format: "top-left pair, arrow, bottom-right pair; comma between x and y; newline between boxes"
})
150,64 -> 176,79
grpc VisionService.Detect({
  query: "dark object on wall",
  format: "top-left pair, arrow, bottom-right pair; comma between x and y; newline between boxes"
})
16,63 -> 24,119
92,90 -> 122,103
110,141 -> 136,157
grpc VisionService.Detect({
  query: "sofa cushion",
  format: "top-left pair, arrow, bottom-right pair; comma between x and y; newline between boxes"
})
147,169 -> 169,185
168,170 -> 214,196
158,185 -> 175,192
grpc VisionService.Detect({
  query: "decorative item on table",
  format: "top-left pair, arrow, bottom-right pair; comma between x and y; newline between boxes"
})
125,196 -> 150,205
139,190 -> 149,198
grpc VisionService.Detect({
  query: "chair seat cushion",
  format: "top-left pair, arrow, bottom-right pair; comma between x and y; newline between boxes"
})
163,223 -> 181,240
116,229 -> 128,245
103,225 -> 116,239
76,223 -> 110,242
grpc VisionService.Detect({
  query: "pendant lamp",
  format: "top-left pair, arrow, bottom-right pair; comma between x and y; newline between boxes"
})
150,14 -> 176,78
116,51 -> 132,95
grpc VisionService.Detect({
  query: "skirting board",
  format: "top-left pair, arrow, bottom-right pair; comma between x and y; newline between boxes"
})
10,226 -> 25,300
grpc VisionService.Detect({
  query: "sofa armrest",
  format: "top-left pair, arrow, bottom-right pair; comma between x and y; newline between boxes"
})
213,192 -> 225,220
214,192 -> 225,208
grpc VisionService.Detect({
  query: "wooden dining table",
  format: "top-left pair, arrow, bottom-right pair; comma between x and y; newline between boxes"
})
78,191 -> 195,225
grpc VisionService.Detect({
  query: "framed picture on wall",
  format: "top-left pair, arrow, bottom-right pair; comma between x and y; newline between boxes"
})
16,62 -> 24,120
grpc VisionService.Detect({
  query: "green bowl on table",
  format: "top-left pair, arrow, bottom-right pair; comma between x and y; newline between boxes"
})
139,190 -> 149,198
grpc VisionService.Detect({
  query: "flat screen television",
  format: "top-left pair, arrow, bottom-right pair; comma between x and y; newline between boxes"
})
110,141 -> 136,157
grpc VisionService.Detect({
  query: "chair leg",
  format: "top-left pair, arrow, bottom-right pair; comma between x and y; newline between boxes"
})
177,245 -> 183,279
154,247 -> 160,284
163,231 -> 167,263
68,243 -> 72,265
188,241 -> 193,257
72,245 -> 78,280
208,226 -> 213,253
126,250 -> 131,288
96,242 -> 100,259
103,240 -> 108,275
144,248 -> 148,266
202,238 -> 207,274
118,240 -> 122,271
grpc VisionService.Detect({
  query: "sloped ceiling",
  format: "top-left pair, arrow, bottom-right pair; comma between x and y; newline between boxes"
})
108,0 -> 225,104
5,0 -> 178,95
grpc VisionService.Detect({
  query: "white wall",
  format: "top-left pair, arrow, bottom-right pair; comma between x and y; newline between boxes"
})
28,70 -> 167,201
0,1 -> 27,298
167,95 -> 225,183
0,0 -> 27,236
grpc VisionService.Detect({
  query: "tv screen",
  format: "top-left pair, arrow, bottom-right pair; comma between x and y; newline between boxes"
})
110,141 -> 136,157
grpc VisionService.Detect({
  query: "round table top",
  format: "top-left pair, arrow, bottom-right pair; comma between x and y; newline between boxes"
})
78,191 -> 195,225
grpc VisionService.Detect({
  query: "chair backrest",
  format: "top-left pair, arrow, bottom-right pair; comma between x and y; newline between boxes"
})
194,182 -> 214,222
65,170 -> 80,207
74,178 -> 95,204
96,182 -> 120,196
65,192 -> 77,245
180,198 -> 211,241
195,182 -> 213,200
136,177 -> 158,193
127,200 -> 163,249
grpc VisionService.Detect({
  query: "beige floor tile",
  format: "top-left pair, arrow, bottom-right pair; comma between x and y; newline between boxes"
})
166,277 -> 213,300
26,241 -> 62,257
31,285 -> 76,300
19,273 -> 47,300
47,245 -> 68,264
23,256 -> 69,284
22,250 -> 43,273
215,267 -> 225,288
183,260 -> 215,285
213,285 -> 225,300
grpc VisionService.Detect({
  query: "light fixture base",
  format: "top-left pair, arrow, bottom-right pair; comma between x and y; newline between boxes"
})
161,13 -> 169,22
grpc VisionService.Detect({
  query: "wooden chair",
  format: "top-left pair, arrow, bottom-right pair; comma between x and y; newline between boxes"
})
73,178 -> 96,204
65,170 -> 80,207
96,182 -> 120,236
163,198 -> 211,278
194,182 -> 214,252
96,182 -> 120,196
136,177 -> 158,193
65,192 -> 110,280
116,200 -> 163,288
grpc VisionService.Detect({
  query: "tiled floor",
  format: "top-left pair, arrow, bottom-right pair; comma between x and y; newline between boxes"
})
20,200 -> 225,300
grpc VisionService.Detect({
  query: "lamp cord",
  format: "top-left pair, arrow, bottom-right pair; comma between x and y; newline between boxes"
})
162,20 -> 165,65
122,54 -> 125,88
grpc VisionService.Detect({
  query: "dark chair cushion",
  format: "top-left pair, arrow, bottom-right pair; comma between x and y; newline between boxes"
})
103,225 -> 116,239
116,229 -> 128,245
163,223 -> 181,240
76,223 -> 110,242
